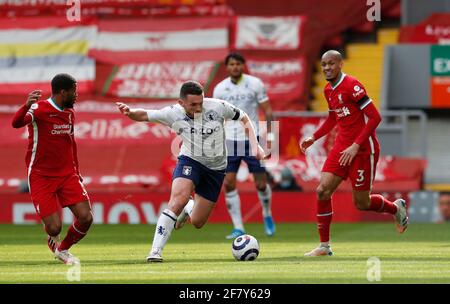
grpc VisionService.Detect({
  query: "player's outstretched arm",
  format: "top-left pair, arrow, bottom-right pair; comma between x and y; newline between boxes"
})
259,101 -> 274,149
300,111 -> 337,154
12,90 -> 42,128
241,113 -> 266,160
116,102 -> 149,122
300,136 -> 316,154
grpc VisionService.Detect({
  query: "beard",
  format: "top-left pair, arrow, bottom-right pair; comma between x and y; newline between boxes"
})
63,97 -> 75,108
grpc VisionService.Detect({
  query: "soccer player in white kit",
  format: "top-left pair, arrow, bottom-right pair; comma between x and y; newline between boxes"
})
117,81 -> 266,262
213,53 -> 276,239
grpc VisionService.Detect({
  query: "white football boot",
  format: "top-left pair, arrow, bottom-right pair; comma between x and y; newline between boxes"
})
146,248 -> 163,263
393,199 -> 409,233
304,246 -> 333,257
54,248 -> 80,265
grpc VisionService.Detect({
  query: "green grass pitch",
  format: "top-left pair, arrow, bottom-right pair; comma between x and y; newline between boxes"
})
0,223 -> 449,283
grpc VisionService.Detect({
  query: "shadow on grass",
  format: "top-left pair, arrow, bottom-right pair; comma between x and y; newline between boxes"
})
1,254 -> 450,268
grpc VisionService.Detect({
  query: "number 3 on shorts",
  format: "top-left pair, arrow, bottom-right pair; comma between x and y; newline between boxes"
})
357,169 -> 365,182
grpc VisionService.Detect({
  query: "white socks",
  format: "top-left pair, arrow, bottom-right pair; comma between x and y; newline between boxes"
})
151,209 -> 177,253
225,190 -> 245,231
184,198 -> 195,218
258,186 -> 272,217
320,242 -> 330,248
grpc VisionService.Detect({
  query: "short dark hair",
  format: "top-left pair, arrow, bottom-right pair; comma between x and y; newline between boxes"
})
51,73 -> 76,94
225,52 -> 246,65
180,81 -> 203,99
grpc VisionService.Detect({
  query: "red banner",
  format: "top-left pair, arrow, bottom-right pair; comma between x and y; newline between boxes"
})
1,100 -> 177,191
0,0 -> 224,6
106,61 -> 219,98
0,1 -> 231,17
89,17 -> 229,64
232,16 -> 304,50
399,13 -> 450,44
0,101 -> 176,146
277,116 -> 335,157
246,57 -> 306,108
1,105 -> 426,193
0,192 -> 407,224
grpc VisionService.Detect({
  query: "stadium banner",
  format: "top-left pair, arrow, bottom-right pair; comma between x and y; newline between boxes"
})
399,13 -> 450,44
430,45 -> 450,108
0,17 -> 96,95
232,16 -> 304,50
0,100 -> 176,192
104,60 -> 220,98
89,17 -> 229,64
0,101 -> 176,146
0,0 -> 231,17
277,116 -> 335,157
246,56 -> 305,108
0,191 -> 407,224
1,102 -> 426,193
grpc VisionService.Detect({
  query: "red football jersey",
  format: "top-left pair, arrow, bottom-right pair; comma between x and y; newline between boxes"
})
23,98 -> 78,177
324,73 -> 380,155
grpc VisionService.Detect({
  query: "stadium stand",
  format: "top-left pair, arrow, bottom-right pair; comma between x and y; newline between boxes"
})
0,0 -> 444,225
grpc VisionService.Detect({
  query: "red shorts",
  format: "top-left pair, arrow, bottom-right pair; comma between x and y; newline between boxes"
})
322,151 -> 379,191
28,172 -> 90,218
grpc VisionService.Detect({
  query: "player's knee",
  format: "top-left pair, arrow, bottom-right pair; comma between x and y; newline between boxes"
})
191,218 -> 206,229
46,223 -> 62,236
77,211 -> 93,227
170,190 -> 191,208
316,185 -> 332,200
224,180 -> 236,193
255,180 -> 266,192
354,199 -> 370,210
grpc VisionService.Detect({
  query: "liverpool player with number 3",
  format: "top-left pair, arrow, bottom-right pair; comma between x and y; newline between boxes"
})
300,51 -> 409,257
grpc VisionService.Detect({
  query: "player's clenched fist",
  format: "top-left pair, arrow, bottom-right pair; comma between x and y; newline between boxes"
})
300,136 -> 315,154
116,102 -> 130,116
26,90 -> 42,108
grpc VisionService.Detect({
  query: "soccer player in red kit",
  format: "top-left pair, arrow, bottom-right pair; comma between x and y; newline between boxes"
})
300,50 -> 409,256
12,74 -> 93,265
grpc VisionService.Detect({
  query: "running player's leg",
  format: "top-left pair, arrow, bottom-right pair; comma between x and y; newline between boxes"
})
29,173 -> 62,254
190,194 -> 216,229
147,177 -> 194,262
189,164 -> 226,229
350,154 -> 408,233
58,201 -> 93,252
244,140 -> 274,235
42,212 -> 62,253
224,158 -> 246,239
305,172 -> 342,257
253,171 -> 275,236
55,174 -> 92,264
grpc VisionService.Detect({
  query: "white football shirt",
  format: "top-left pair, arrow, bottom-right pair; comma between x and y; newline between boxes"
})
146,98 -> 243,170
213,74 -> 268,141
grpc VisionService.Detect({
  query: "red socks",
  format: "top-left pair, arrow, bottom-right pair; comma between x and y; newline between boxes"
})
317,199 -> 333,243
58,220 -> 89,251
369,194 -> 398,215
315,195 -> 397,243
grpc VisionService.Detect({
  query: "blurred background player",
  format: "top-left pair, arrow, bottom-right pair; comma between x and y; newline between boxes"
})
272,167 -> 302,192
213,52 -> 276,239
117,81 -> 266,262
11,74 -> 93,265
438,192 -> 450,223
300,50 -> 409,257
